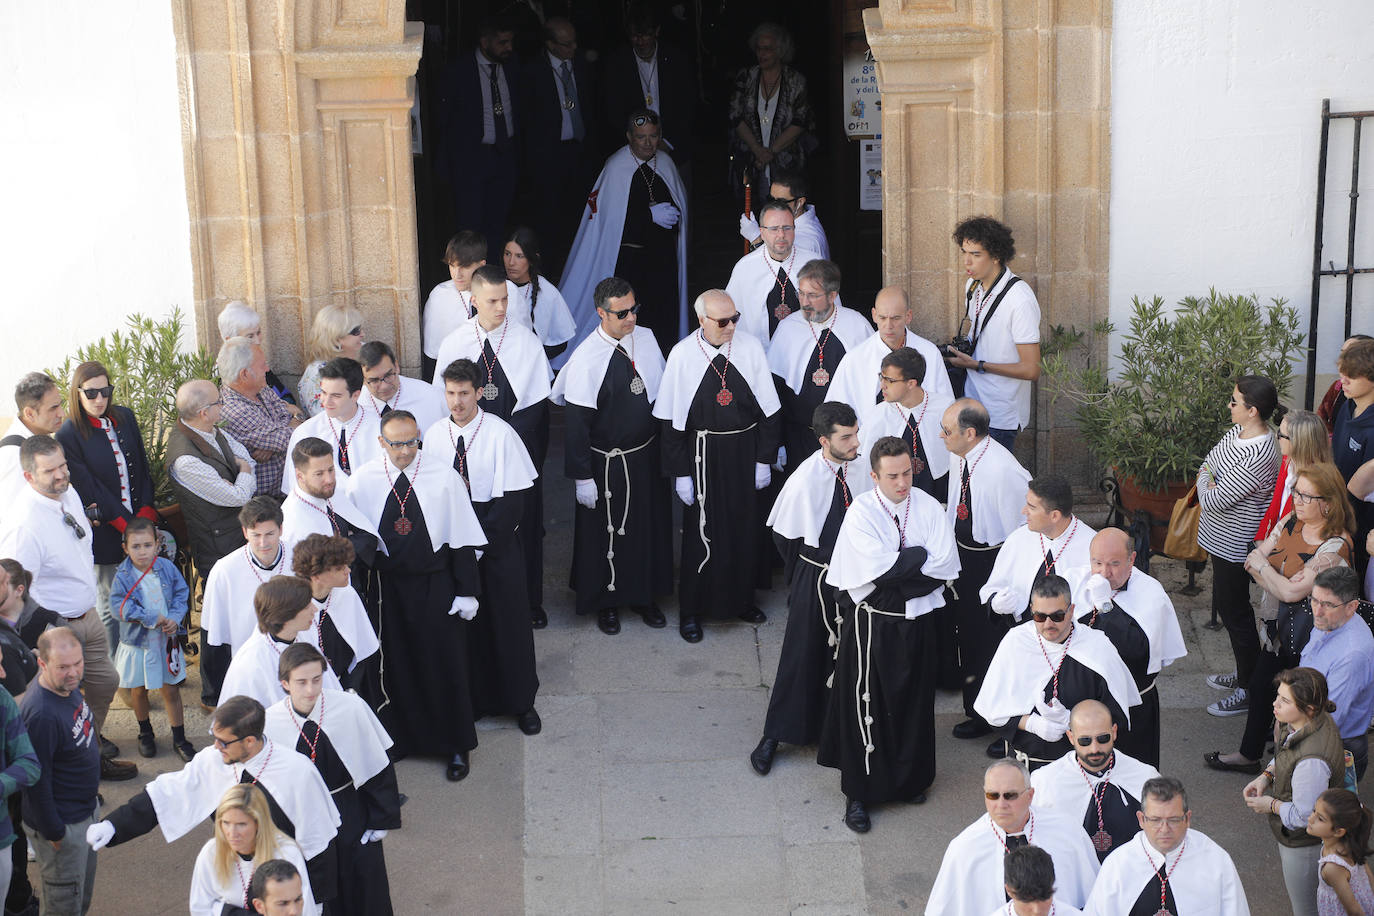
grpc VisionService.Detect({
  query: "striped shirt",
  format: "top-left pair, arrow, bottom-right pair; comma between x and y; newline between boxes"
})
1196,424 -> 1280,562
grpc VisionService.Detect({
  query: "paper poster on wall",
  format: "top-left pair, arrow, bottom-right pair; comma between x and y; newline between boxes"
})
860,139 -> 882,210
843,51 -> 881,139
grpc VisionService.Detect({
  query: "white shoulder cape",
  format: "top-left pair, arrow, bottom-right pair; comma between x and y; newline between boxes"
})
361,374 -> 449,435
551,325 -> 666,407
190,836 -> 320,916
311,585 -> 380,670
220,630 -> 343,711
511,276 -> 578,347
652,329 -> 781,431
766,449 -> 872,549
945,437 -> 1032,545
202,544 -> 294,651
421,411 -> 537,504
858,394 -> 954,481
280,489 -> 384,556
724,243 -> 829,347
280,407 -> 383,495
980,517 -> 1097,615
767,306 -> 873,393
263,688 -> 393,786
1065,565 -> 1188,675
1083,830 -> 1250,916
429,315 -> 553,410
345,452 -> 486,553
825,329 -> 954,416
1030,749 -> 1160,817
795,204 -> 830,260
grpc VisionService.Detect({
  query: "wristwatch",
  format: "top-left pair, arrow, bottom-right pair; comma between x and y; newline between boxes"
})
977,360 -> 987,374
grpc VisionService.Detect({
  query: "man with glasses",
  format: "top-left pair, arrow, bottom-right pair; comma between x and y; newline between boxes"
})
738,168 -> 830,259
1029,699 -> 1159,861
357,341 -> 446,432
0,437 -> 135,781
927,760 -> 1099,915
87,695 -> 341,907
726,200 -> 828,346
281,358 -> 381,497
218,336 -> 302,497
654,289 -> 780,643
551,277 -> 672,636
1084,776 -> 1250,915
825,286 -> 953,416
0,373 -> 66,505
859,348 -> 953,502
766,259 -> 870,475
976,576 -> 1139,771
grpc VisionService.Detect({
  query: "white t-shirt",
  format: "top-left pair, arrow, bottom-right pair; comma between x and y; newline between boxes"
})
962,270 -> 1041,430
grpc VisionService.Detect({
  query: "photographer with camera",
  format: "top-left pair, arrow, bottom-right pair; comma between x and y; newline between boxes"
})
943,217 -> 1042,452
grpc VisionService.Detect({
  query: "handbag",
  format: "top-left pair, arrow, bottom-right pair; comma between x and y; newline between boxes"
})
1162,485 -> 1209,563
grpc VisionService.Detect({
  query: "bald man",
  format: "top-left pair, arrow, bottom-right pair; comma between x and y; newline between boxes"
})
1065,529 -> 1187,767
1029,700 -> 1159,861
824,287 -> 953,415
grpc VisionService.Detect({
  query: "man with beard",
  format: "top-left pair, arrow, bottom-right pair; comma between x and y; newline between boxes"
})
280,437 -> 380,583
726,201 -> 828,346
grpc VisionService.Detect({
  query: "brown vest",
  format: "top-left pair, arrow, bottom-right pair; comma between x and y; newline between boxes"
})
1269,711 -> 1346,847
165,422 -> 247,571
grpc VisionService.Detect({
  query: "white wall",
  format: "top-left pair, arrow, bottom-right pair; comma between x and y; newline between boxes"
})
0,2 -> 193,421
1109,0 -> 1374,393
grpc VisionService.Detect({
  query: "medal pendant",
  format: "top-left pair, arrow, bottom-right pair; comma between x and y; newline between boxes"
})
715,387 -> 734,407
956,503 -> 970,520
811,367 -> 830,387
773,302 -> 792,320
393,517 -> 413,536
481,383 -> 499,401
644,94 -> 653,106
493,103 -> 504,116
1152,910 -> 1173,916
1090,829 -> 1113,853
911,456 -> 926,476
564,98 -> 575,110
630,377 -> 646,395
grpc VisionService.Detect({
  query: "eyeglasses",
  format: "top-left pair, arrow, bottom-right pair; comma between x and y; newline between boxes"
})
79,385 -> 114,400
1031,610 -> 1069,623
1140,815 -> 1188,827
347,326 -> 364,337
381,436 -> 421,448
768,195 -> 799,206
1312,596 -> 1353,611
201,400 -> 223,412
878,374 -> 908,385
984,790 -> 1022,801
364,369 -> 399,388
1075,733 -> 1113,747
61,512 -> 87,540
709,313 -> 742,328
760,225 -> 795,234
213,734 -> 249,749
1292,490 -> 1327,505
602,303 -> 641,320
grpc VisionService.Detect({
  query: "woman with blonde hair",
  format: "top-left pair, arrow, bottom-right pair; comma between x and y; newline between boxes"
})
297,304 -> 364,415
189,784 -> 319,915
1258,409 -> 1334,540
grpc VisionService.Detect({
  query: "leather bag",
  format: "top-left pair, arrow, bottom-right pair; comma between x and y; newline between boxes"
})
1163,485 -> 1209,563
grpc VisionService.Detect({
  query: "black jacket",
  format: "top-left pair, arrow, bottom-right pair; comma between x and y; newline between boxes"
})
55,407 -> 157,565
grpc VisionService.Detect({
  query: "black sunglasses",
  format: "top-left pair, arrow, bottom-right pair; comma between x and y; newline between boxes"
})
1075,733 -> 1113,747
602,303 -> 641,320
710,313 -> 742,328
1031,610 -> 1068,623
79,385 -> 114,400
768,195 -> 799,206
61,512 -> 87,540
984,790 -> 1022,801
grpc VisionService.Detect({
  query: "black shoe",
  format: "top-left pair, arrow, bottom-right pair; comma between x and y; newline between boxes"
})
1202,750 -> 1262,775
737,606 -> 767,624
99,736 -> 118,760
137,733 -> 156,758
635,604 -> 667,628
446,753 -> 470,782
986,738 -> 1009,760
844,798 -> 871,833
531,606 -> 548,629
750,737 -> 778,776
952,718 -> 993,740
517,709 -> 542,736
5,895 -> 39,916
173,739 -> 196,762
910,792 -> 928,804
597,608 -> 621,635
100,757 -> 138,781
679,616 -> 703,643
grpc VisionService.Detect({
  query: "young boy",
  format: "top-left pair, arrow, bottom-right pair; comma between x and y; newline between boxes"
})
422,231 -> 489,368
219,577 -> 341,710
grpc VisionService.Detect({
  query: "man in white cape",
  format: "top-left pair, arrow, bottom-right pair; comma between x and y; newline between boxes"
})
858,347 -> 953,502
926,759 -> 1098,916
559,108 -> 689,362
359,340 -> 448,433
738,167 -> 831,259
280,358 -> 381,496
281,437 -> 381,574
726,200 -> 828,347
1082,776 -> 1250,916
989,844 -> 1086,916
825,286 -> 952,414
981,475 -> 1096,622
1029,699 -> 1159,862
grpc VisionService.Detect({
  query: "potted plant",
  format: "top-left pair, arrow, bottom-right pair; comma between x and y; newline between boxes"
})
1042,290 -> 1304,550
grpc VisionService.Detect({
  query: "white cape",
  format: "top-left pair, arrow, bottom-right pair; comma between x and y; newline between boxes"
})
794,204 -> 830,260
264,688 -> 393,786
280,407 -> 383,495
1030,748 -> 1160,821
858,395 -> 954,482
421,411 -> 537,504
310,585 -> 380,671
345,452 -> 487,553
551,325 -> 665,407
825,329 -> 954,416
980,518 -> 1097,616
511,276 -> 578,347
220,630 -> 344,711
1083,830 -> 1250,916
423,278 -> 530,359
945,437 -> 1032,546
429,315 -> 553,410
559,145 -> 690,361
983,903 -> 1081,916
767,448 -> 872,550
280,489 -> 384,557
361,374 -> 449,435
652,329 -> 780,432
724,243 -> 829,346
190,836 -> 319,916
202,544 -> 294,651
767,306 -> 873,393
1065,565 -> 1188,675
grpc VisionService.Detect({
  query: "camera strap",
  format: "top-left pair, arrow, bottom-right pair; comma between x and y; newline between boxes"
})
0,436 -> 24,450
965,274 -> 1022,351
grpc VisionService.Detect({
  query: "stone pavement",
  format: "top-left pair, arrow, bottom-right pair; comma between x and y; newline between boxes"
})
76,466 -> 1368,915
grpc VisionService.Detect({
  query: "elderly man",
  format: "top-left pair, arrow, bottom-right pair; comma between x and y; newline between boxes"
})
739,168 -> 831,259
0,372 -> 66,505
926,760 -> 1099,915
995,845 -> 1085,916
357,341 -> 446,433
1029,700 -> 1159,861
654,289 -> 780,643
825,286 -> 953,414
0,437 -> 137,780
1068,528 -> 1188,767
767,259 -> 871,474
976,576 -> 1139,770
726,200 -> 827,346
167,380 -> 256,575
281,358 -> 381,496
1084,777 -> 1250,915
218,335 -> 302,497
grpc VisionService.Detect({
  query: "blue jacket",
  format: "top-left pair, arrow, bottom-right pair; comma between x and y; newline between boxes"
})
55,406 -> 157,565
110,557 -> 188,649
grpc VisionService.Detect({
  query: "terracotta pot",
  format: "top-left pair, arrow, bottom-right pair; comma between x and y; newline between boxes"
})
155,502 -> 189,551
1115,475 -> 1191,554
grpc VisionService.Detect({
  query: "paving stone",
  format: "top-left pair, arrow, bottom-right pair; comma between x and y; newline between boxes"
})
597,687 -> 767,764
525,855 -> 603,916
602,757 -> 782,840
603,835 -> 785,904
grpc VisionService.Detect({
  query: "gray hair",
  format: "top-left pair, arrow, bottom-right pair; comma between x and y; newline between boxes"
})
748,22 -> 794,64
1140,776 -> 1190,813
14,372 -> 57,414
796,259 -> 841,295
216,336 -> 258,384
984,759 -> 1031,788
175,380 -> 218,420
693,289 -> 732,321
217,301 -> 261,339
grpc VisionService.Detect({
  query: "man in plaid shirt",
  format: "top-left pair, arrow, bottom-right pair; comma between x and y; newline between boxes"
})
217,337 -> 302,497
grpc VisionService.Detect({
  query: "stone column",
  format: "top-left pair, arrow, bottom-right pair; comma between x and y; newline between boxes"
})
171,0 -> 423,376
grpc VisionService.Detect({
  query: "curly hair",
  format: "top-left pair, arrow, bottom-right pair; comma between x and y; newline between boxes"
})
953,216 -> 1016,265
290,534 -> 355,580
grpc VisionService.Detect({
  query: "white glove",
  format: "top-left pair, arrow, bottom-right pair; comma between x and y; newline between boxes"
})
1083,572 -> 1113,610
754,462 -> 772,490
575,478 -> 598,509
360,829 -> 389,844
773,447 -> 787,472
1024,699 -> 1071,741
675,476 -> 695,506
650,202 -> 681,229
989,589 -> 1021,616
450,596 -> 479,620
739,212 -> 761,241
86,821 -> 115,851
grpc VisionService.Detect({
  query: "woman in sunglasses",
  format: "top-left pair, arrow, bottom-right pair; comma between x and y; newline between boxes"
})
56,360 -> 160,659
298,304 -> 364,417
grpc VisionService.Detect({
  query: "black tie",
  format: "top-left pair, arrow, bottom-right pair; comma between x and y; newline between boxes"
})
325,505 -> 342,537
337,429 -> 350,474
453,436 -> 469,489
490,63 -> 509,148
1004,834 -> 1029,850
380,403 -> 393,417
1044,549 -> 1057,574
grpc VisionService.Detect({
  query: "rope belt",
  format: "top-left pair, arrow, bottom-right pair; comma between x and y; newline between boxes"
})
1011,747 -> 1056,769
1140,679 -> 1157,695
956,539 -> 1002,552
693,423 -> 757,574
329,779 -> 355,796
799,553 -> 843,662
853,600 -> 909,774
591,435 -> 656,593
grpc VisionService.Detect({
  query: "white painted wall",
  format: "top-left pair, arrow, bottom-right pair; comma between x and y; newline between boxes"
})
1109,0 -> 1374,394
0,2 -> 193,421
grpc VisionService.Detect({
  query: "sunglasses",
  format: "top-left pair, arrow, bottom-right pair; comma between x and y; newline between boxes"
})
79,385 -> 114,400
347,326 -> 363,337
602,303 -> 641,320
984,790 -> 1022,801
768,195 -> 799,206
61,512 -> 87,540
1031,610 -> 1068,623
709,313 -> 742,328
1074,733 -> 1113,747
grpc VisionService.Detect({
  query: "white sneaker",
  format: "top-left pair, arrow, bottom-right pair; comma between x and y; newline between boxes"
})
1206,671 -> 1240,691
1207,688 -> 1249,717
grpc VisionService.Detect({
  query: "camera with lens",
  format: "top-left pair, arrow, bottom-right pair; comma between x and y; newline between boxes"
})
83,504 -> 101,522
945,334 -> 974,358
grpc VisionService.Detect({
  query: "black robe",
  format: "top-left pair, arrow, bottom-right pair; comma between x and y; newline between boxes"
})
564,349 -> 672,614
369,481 -> 479,758
617,162 -> 681,357
290,721 -> 401,916
953,464 -> 1009,718
661,356 -> 780,619
816,548 -> 944,803
1000,657 -> 1129,770
775,332 -> 849,476
764,473 -> 848,745
1083,603 -> 1159,768
1129,865 -> 1179,916
763,264 -> 803,339
468,485 -> 540,717
1078,765 -> 1143,862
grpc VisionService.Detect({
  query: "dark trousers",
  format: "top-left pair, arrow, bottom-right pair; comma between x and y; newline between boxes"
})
199,636 -> 232,705
1238,649 -> 1288,760
1212,555 -> 1259,684
451,145 -> 517,263
5,796 -> 31,913
988,427 -> 1018,452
